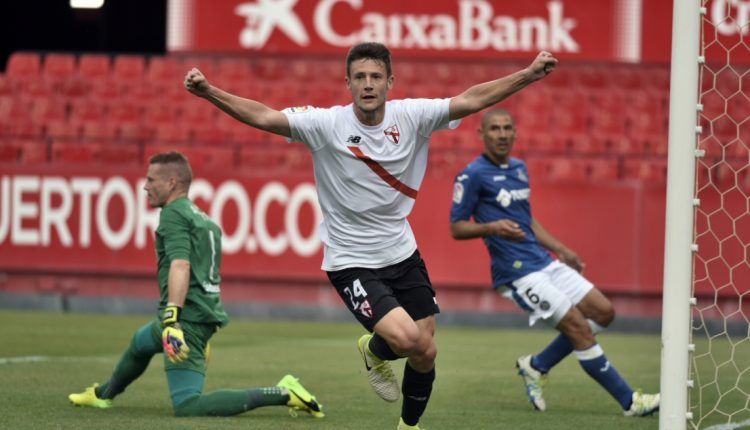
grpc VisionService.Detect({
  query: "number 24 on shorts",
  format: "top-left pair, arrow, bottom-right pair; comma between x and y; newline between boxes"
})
344,279 -> 368,309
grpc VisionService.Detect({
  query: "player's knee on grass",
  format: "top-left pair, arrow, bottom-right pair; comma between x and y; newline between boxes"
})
173,394 -> 203,417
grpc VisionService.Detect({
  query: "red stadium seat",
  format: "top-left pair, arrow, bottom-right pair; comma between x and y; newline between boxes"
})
190,125 -> 228,145
6,52 -> 41,79
0,139 -> 48,164
3,119 -> 44,139
0,76 -> 15,96
525,157 -> 553,180
70,99 -> 106,122
108,101 -> 141,123
546,158 -> 589,183
43,53 -> 76,84
21,139 -> 48,163
628,111 -> 666,136
147,56 -> 181,84
181,100 -> 216,123
623,158 -> 668,184
587,158 -> 620,182
607,135 -> 647,156
568,134 -> 607,155
153,123 -> 189,143
78,54 -> 111,81
31,98 -> 66,122
577,66 -> 609,89
554,109 -> 588,135
46,120 -> 81,140
526,133 -> 567,154
217,57 -> 253,84
228,124 -> 270,145
239,147 -> 285,169
82,121 -> 118,142
97,143 -> 141,165
89,81 -> 122,102
0,140 -> 21,162
52,140 -> 96,163
119,121 -> 151,142
590,109 -> 627,136
113,55 -> 146,81
142,104 -> 177,126
144,145 -> 235,170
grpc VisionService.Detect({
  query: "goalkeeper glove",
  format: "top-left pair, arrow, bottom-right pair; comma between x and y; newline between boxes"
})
162,305 -> 190,363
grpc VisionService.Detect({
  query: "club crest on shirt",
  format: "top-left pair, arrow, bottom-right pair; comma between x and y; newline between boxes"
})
384,124 -> 400,144
516,168 -> 528,182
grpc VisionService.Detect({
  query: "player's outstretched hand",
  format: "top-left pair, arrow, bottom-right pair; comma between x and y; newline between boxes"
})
527,51 -> 558,81
490,219 -> 526,241
184,68 -> 210,97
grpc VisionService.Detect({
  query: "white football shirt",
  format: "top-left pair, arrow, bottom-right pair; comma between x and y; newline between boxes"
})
283,99 -> 458,271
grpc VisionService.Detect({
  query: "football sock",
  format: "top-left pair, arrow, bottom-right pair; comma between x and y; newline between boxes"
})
369,333 -> 401,360
531,333 -> 573,373
168,369 -> 287,416
532,319 -> 608,373
96,322 -> 161,400
401,363 -> 435,426
575,344 -> 633,409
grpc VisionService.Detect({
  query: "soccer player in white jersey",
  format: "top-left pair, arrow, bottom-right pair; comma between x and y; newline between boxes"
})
185,43 -> 557,429
450,109 -> 660,417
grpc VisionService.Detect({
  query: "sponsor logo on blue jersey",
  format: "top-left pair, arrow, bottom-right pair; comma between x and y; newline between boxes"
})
495,187 -> 530,207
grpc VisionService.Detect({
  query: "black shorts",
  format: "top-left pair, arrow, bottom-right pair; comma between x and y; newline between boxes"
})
326,249 -> 440,332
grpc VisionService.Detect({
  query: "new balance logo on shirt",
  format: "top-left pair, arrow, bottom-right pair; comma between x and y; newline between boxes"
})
347,135 -> 362,144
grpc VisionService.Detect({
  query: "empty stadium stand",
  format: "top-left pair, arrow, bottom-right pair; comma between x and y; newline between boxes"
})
0,51 -> 688,185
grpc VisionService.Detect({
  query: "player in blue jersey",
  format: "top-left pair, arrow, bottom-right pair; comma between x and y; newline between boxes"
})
449,109 -> 659,417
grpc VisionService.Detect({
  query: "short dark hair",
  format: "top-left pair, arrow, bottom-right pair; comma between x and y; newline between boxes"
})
481,108 -> 515,129
149,151 -> 192,188
346,42 -> 392,77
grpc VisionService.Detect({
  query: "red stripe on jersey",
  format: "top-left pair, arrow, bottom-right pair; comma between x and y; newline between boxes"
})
347,146 -> 418,199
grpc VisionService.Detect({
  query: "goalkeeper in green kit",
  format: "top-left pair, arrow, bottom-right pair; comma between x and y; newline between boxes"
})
68,151 -> 324,418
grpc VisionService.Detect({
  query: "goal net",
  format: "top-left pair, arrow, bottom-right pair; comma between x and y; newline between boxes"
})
690,1 -> 750,428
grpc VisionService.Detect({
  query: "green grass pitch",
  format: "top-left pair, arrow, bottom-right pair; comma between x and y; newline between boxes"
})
0,309 -> 664,430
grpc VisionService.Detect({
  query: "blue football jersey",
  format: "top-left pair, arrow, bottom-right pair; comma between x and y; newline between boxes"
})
450,155 -> 553,287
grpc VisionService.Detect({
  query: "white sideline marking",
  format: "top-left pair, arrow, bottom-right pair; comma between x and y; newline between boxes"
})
704,419 -> 750,430
0,356 -> 113,365
0,356 -> 49,364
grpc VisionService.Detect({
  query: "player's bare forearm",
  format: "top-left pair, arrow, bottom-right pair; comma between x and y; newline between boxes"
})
451,219 -> 525,241
531,219 -> 565,254
449,70 -> 535,120
448,51 -> 557,121
451,220 -> 493,240
184,67 -> 291,137
531,219 -> 584,271
203,86 -> 292,137
167,259 -> 191,307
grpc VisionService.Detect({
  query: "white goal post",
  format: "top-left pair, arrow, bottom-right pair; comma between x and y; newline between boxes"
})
660,0 -> 701,429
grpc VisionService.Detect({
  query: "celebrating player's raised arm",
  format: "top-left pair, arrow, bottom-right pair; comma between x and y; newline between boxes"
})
184,68 -> 291,138
448,51 -> 557,121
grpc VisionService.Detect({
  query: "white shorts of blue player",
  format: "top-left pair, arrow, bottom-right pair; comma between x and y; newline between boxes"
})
503,260 -> 660,417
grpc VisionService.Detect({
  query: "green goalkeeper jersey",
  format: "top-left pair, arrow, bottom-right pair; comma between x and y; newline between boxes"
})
155,197 -> 229,327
